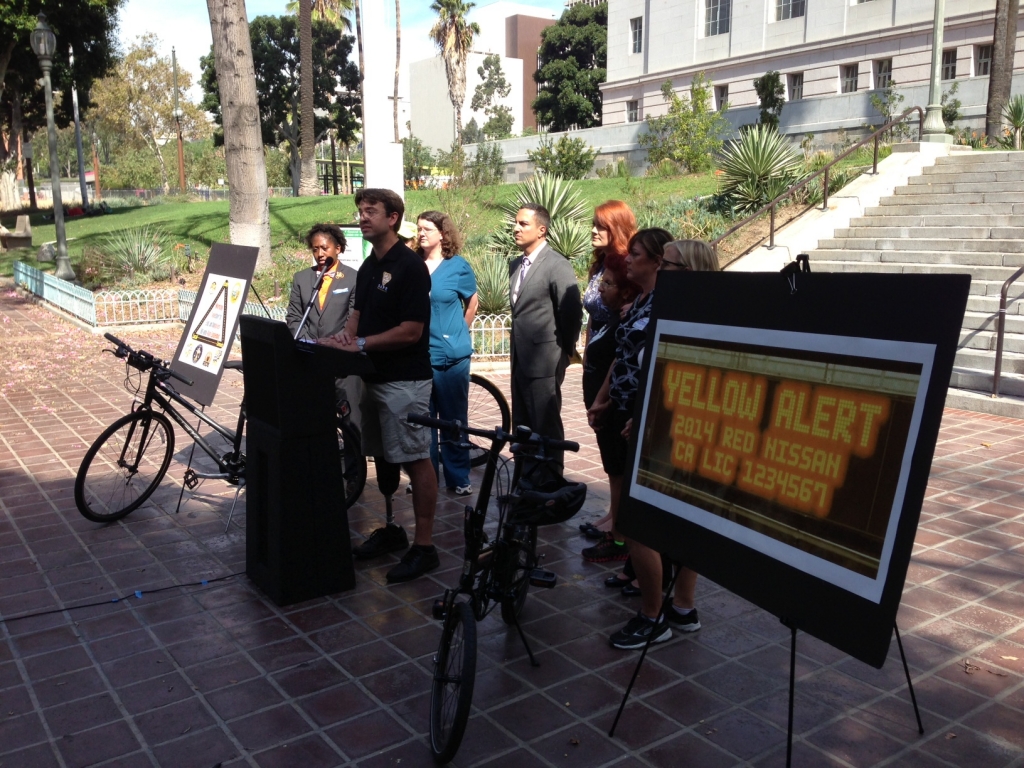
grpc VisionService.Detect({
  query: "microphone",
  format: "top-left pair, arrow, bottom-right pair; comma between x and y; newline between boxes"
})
294,255 -> 339,341
320,255 -> 337,274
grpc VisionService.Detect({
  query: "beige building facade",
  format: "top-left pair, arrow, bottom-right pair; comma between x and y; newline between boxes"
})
601,0 -> 1024,136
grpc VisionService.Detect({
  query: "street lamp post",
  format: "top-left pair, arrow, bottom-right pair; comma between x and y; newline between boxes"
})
921,0 -> 954,143
31,14 -> 75,281
172,48 -> 186,193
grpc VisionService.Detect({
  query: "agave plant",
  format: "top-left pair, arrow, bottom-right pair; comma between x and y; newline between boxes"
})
718,125 -> 804,213
490,174 -> 592,264
1003,94 -> 1024,150
102,226 -> 169,279
463,247 -> 511,315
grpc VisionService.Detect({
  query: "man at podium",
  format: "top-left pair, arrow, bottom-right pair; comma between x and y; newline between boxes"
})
321,189 -> 440,584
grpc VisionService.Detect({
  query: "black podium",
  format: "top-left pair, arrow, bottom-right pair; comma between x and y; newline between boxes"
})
238,316 -> 374,606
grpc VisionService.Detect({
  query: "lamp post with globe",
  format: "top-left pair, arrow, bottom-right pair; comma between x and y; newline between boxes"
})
30,14 -> 74,281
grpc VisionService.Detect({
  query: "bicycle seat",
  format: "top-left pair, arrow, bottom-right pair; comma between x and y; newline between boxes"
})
505,476 -> 587,526
223,359 -> 244,370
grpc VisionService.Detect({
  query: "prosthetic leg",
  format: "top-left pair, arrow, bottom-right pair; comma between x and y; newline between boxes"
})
351,456 -> 410,559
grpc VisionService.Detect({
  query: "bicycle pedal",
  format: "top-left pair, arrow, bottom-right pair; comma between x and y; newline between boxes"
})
432,599 -> 447,620
529,569 -> 557,589
183,469 -> 200,490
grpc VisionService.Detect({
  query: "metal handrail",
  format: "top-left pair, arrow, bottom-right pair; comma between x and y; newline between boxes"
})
992,267 -> 1024,397
711,106 -> 925,256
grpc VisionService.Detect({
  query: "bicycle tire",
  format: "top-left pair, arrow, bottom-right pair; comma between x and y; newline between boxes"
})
429,600 -> 477,765
499,524 -> 538,625
467,373 -> 510,468
75,410 -> 175,523
337,417 -> 366,509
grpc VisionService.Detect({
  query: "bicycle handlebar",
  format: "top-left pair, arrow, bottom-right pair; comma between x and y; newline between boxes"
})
407,413 -> 580,453
103,332 -> 194,386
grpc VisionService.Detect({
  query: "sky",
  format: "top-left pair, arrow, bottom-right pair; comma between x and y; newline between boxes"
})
117,0 -> 567,104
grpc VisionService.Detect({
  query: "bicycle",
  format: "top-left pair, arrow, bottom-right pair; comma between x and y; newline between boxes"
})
466,373 -> 511,468
406,413 -> 587,765
75,333 -> 366,524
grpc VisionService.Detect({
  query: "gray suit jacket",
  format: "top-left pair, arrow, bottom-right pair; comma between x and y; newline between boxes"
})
286,265 -> 357,341
509,243 -> 583,379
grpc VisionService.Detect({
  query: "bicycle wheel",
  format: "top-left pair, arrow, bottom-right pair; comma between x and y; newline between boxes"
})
467,373 -> 510,468
430,600 -> 477,765
75,410 -> 175,523
337,417 -> 367,509
499,524 -> 538,625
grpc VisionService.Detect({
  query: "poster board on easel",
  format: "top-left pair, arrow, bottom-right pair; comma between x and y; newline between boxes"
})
171,243 -> 260,406
619,271 -> 969,668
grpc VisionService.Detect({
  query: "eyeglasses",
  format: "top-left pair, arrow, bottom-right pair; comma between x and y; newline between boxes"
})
661,260 -> 691,270
599,278 -> 618,288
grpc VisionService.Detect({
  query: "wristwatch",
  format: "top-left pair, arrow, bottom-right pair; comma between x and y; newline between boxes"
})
356,337 -> 366,353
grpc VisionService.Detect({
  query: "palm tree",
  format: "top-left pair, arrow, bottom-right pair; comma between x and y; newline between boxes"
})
286,0 -> 354,30
394,0 -> 401,143
429,0 -> 480,146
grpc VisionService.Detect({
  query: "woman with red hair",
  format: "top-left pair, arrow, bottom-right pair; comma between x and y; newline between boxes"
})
578,200 -> 637,557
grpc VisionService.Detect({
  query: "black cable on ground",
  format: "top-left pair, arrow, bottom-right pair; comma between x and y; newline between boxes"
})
0,570 -> 246,625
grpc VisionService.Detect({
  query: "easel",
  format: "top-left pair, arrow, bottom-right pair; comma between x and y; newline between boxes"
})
608,564 -> 925,767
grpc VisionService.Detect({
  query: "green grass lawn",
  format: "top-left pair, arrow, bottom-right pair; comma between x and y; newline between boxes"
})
1,172 -> 720,294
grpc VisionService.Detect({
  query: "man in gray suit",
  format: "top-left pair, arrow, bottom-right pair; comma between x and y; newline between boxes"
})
509,203 -> 583,475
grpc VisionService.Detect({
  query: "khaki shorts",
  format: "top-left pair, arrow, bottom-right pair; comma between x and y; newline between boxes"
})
360,379 -> 432,463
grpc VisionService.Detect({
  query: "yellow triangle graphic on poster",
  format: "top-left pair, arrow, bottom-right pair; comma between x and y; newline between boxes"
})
192,284 -> 229,347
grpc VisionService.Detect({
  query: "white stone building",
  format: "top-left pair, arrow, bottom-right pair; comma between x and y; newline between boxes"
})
601,0 -> 1024,137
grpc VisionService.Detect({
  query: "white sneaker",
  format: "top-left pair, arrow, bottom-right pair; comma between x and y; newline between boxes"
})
453,485 -> 473,496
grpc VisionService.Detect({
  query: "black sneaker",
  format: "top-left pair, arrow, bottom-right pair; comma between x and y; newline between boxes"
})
386,545 -> 440,583
609,612 -> 672,650
582,535 -> 628,563
352,524 -> 409,560
666,606 -> 701,632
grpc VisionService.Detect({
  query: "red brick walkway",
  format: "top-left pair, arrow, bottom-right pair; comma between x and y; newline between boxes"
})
1,288 -> 1022,767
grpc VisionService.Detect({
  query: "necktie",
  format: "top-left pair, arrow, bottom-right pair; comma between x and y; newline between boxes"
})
513,256 -> 530,304
317,271 -> 335,310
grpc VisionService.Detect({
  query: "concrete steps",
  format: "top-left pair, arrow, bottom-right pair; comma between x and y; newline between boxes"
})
809,150 -> 1024,417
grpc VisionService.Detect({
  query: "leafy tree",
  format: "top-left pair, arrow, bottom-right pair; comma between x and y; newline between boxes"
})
869,80 -> 910,142
638,75 -> 728,173
429,0 -> 480,145
206,0 -> 271,269
89,34 -> 210,194
471,54 -> 513,139
0,0 -> 121,210
201,15 -> 360,196
753,70 -> 784,130
402,134 -> 434,187
942,82 -> 962,130
532,2 -> 606,131
462,117 -> 484,145
466,141 -> 504,185
527,135 -> 596,179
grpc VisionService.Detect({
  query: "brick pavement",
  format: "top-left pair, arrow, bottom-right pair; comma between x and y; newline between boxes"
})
0,287 -> 1022,768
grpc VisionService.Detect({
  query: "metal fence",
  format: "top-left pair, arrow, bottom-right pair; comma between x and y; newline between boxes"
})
471,313 -> 511,360
177,290 -> 287,324
94,289 -> 179,326
13,261 -> 98,325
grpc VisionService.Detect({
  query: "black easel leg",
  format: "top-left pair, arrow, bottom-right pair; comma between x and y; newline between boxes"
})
609,561 -> 682,738
786,623 -> 797,768
894,623 -> 924,734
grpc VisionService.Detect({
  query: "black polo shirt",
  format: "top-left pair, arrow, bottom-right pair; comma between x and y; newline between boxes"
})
354,240 -> 432,383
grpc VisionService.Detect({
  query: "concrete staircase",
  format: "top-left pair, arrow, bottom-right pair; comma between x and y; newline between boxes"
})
810,150 -> 1024,417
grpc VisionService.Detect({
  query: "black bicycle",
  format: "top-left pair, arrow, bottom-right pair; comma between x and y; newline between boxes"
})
407,413 -> 586,765
466,373 -> 511,468
75,333 -> 366,523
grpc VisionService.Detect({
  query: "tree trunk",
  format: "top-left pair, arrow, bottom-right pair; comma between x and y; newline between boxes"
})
298,0 -> 319,195
394,0 -> 401,143
0,89 -> 21,211
987,0 -> 1021,141
207,0 -> 272,269
146,135 -> 170,194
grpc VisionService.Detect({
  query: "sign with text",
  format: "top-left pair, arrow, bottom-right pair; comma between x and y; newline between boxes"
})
619,272 -> 969,667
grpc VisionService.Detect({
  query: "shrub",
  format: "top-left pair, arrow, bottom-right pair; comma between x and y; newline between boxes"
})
595,159 -> 633,178
1003,94 -> 1024,150
489,174 -> 591,265
102,226 -> 170,280
527,135 -> 598,179
634,196 -> 729,242
464,247 -> 511,315
638,73 -> 729,173
466,141 -> 505,186
869,81 -> 912,142
718,125 -> 803,213
753,71 -> 785,131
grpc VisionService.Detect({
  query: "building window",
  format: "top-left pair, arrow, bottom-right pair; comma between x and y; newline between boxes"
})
875,59 -> 892,89
976,45 -> 992,76
626,100 -> 639,123
941,49 -> 957,80
630,17 -> 643,54
788,72 -> 804,100
776,0 -> 805,21
714,85 -> 729,111
841,65 -> 859,93
705,0 -> 731,37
